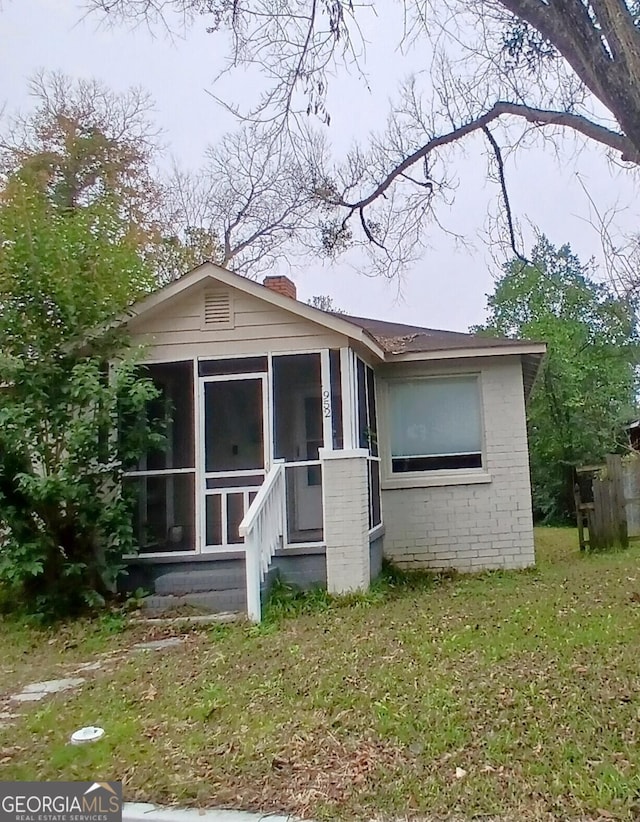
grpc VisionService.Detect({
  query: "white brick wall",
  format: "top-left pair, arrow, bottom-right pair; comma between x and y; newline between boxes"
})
380,356 -> 535,571
320,449 -> 371,592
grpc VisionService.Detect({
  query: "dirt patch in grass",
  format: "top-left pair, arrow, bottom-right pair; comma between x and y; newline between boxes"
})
2,529 -> 640,821
0,613 -> 201,702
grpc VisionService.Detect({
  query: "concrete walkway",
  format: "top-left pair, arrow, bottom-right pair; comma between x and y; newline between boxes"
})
123,803 -> 303,822
2,637 -> 188,727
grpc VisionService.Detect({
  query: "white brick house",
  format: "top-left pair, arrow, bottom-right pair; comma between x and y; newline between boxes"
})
119,263 -> 545,619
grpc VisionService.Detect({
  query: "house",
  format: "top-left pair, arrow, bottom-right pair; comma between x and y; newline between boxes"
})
120,262 -> 546,620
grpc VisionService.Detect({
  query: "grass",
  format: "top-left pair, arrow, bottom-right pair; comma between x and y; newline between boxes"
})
0,611 -> 130,695
2,528 -> 640,820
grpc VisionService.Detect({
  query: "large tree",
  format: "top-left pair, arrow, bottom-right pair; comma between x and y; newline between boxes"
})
158,124 -> 324,282
0,71 -> 162,235
475,237 -> 639,522
0,165 -> 159,617
87,0 -> 640,277
2,71 -> 323,283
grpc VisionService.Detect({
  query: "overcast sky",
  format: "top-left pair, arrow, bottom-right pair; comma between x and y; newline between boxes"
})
2,0 -> 639,331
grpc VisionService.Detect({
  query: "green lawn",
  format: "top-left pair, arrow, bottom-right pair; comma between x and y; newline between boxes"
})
2,528 -> 640,821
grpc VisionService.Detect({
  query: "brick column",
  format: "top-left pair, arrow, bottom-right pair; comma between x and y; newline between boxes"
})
320,448 -> 370,594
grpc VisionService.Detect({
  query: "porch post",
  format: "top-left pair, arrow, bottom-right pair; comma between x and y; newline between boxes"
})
320,448 -> 370,593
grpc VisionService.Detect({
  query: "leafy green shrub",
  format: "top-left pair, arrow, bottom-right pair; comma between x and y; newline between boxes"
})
0,353 -> 160,618
263,576 -> 333,622
0,170 -> 157,618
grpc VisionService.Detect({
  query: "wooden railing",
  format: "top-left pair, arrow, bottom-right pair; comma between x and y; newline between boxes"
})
239,460 -> 285,622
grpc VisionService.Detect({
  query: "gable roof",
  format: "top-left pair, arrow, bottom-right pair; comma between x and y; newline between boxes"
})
123,262 -> 386,360
120,261 -> 545,367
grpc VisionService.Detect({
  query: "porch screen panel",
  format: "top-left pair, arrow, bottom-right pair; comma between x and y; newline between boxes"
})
125,361 -> 196,553
273,354 -> 322,462
126,472 -> 195,553
204,379 -> 264,472
227,494 -> 245,545
366,365 -> 379,457
137,362 -> 195,471
199,357 -> 267,376
329,349 -> 343,449
369,459 -> 382,528
273,353 -> 324,544
354,356 -> 382,532
205,495 -> 222,546
285,464 -> 324,542
357,358 -> 368,450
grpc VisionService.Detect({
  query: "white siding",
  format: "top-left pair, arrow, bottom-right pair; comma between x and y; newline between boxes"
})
127,281 -> 349,359
379,355 -> 535,571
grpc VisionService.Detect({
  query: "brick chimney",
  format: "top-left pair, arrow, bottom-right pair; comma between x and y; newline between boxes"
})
263,275 -> 297,300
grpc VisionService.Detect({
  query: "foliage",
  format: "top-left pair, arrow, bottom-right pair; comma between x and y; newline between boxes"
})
2,72 -> 328,283
162,125 -> 323,280
0,71 -> 217,287
153,225 -> 222,285
0,71 -> 162,238
475,237 -> 639,522
0,170 -> 159,618
263,562 -> 446,623
263,576 -> 333,622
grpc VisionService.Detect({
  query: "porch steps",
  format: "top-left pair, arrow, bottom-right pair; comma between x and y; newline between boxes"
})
154,569 -> 244,595
142,566 -> 247,616
132,612 -> 240,625
143,589 -> 247,615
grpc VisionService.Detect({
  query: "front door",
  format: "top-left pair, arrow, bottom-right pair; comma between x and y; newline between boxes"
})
201,375 -> 267,549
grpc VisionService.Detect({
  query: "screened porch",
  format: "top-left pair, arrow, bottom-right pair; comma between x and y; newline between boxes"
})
124,350 -> 382,557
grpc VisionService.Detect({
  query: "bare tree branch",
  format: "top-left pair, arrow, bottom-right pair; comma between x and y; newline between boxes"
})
329,100 -> 639,214
481,124 -> 528,266
83,0 -> 640,282
158,123 -> 324,281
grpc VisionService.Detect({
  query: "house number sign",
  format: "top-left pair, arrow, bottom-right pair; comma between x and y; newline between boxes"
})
322,389 -> 331,418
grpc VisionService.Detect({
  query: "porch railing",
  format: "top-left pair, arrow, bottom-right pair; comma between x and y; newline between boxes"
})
239,459 -> 286,622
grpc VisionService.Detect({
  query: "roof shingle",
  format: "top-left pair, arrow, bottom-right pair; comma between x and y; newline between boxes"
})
333,313 -> 540,355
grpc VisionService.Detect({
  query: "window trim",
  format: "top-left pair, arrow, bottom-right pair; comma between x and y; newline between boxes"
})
381,372 -> 492,489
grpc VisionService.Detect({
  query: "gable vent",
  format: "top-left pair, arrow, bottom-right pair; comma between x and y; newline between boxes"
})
202,289 -> 233,329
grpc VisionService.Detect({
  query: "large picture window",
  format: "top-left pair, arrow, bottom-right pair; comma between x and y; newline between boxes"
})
389,376 -> 482,473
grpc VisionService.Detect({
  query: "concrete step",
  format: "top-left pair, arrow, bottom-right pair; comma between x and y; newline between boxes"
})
154,569 -> 245,595
143,589 -> 247,615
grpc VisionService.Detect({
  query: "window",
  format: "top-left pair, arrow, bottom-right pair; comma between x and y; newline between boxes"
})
389,376 -> 482,473
355,356 -> 382,528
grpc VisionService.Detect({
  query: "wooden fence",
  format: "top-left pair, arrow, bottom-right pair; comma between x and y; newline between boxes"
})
574,454 -> 640,550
